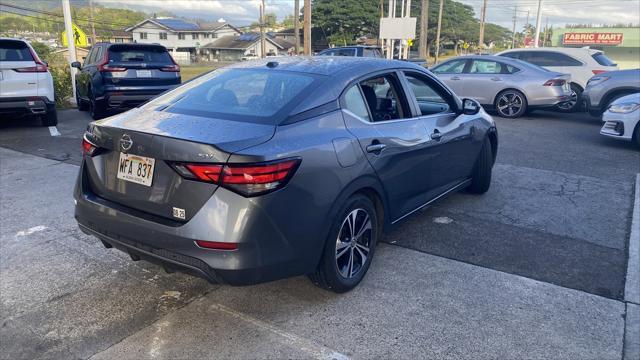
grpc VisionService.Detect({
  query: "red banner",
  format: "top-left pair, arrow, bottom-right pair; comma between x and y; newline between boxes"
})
563,32 -> 623,45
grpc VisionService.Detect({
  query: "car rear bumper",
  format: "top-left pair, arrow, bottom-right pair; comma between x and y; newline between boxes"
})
527,88 -> 572,107
73,162 -> 313,285
0,96 -> 55,116
98,85 -> 178,109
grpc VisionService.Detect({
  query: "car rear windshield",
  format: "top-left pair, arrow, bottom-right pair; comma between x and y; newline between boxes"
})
592,52 -> 617,66
142,68 -> 320,124
108,45 -> 173,63
0,40 -> 34,61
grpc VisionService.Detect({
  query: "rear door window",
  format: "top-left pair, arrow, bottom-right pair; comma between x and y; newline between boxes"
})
0,40 -> 33,61
333,48 -> 357,56
592,52 -> 617,66
142,68 -> 320,124
342,86 -> 371,121
469,60 -> 503,74
108,45 -> 173,64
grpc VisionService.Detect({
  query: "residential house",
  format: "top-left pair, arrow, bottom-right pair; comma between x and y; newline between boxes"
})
125,17 -> 242,62
202,33 -> 294,61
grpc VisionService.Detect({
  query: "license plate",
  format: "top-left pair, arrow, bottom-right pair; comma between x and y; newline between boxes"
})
136,70 -> 152,78
117,153 -> 155,187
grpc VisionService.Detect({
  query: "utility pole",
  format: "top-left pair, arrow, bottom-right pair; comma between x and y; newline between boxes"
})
89,0 -> 97,45
62,0 -> 77,104
303,0 -> 311,55
533,0 -> 543,47
511,5 -> 517,48
387,0 -> 394,59
434,0 -> 444,64
294,0 -> 300,54
419,0 -> 429,61
403,0 -> 411,59
478,0 -> 487,51
379,0 -> 384,48
525,10 -> 530,40
543,17 -> 549,46
260,0 -> 266,58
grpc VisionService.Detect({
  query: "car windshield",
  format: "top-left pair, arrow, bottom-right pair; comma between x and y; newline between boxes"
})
0,40 -> 34,61
142,68 -> 320,124
108,45 -> 173,63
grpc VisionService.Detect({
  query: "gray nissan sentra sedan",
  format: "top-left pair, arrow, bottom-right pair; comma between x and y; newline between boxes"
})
75,57 -> 498,292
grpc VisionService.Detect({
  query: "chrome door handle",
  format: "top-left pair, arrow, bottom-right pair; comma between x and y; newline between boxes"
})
366,143 -> 386,153
490,77 -> 502,81
431,131 -> 442,140
450,76 -> 461,80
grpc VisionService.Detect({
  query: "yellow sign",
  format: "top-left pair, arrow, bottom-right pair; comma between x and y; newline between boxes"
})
62,23 -> 89,47
407,39 -> 413,47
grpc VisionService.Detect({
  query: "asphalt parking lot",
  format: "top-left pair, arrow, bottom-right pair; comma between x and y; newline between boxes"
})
1,108 -> 639,359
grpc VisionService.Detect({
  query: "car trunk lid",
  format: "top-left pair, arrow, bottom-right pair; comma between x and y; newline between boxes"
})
83,109 -> 276,222
101,44 -> 180,87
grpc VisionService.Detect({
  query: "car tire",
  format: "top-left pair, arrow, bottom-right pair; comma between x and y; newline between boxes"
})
40,109 -> 58,127
634,124 -> 640,148
494,89 -> 527,118
89,90 -> 105,120
555,83 -> 581,113
77,88 -> 89,111
309,194 -> 378,293
468,137 -> 493,194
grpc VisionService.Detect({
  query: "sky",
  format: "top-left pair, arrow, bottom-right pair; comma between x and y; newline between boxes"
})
93,0 -> 640,28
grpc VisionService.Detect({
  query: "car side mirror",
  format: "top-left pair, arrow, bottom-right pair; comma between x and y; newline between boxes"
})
71,61 -> 81,69
462,98 -> 480,115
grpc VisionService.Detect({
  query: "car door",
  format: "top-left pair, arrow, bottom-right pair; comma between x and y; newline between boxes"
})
340,71 -> 439,220
460,59 -> 510,105
76,47 -> 95,98
401,70 -> 479,192
431,59 -> 469,96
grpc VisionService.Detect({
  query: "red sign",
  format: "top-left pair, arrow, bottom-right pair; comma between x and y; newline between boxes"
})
563,32 -> 623,45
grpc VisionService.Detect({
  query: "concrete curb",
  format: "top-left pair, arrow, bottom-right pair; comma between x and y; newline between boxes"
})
625,174 -> 640,304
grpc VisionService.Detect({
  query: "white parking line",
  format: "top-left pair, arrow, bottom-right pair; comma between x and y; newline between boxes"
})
625,173 -> 640,304
48,126 -> 61,137
209,303 -> 349,360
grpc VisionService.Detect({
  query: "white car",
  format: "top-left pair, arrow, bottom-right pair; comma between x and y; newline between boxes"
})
0,38 -> 57,126
600,93 -> 640,147
496,47 -> 618,112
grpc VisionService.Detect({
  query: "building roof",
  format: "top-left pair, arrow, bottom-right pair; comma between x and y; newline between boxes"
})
125,18 -> 241,34
203,33 -> 291,50
154,18 -> 199,31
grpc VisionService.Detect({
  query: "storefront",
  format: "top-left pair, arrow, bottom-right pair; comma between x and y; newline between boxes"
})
551,27 -> 639,69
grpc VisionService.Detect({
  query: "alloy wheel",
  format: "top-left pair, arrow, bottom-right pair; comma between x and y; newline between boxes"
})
497,92 -> 523,117
557,89 -> 578,111
335,208 -> 372,279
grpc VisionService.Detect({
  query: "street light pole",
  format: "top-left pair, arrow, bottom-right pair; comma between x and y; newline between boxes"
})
533,0 -> 543,47
62,0 -> 77,104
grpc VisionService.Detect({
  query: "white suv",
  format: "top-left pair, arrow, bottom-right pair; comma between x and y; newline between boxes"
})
0,38 -> 57,126
496,47 -> 618,112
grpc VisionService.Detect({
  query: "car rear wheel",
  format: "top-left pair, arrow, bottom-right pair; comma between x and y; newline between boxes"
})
495,90 -> 527,118
468,137 -> 493,194
556,83 -> 581,112
634,124 -> 640,148
89,90 -> 105,120
309,194 -> 378,293
77,88 -> 89,111
40,109 -> 58,127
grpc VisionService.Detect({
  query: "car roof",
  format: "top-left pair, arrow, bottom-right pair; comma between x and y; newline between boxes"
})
497,47 -> 601,55
226,56 -> 421,76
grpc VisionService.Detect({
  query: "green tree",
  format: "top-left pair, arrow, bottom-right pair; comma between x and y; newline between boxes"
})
312,0 -> 379,45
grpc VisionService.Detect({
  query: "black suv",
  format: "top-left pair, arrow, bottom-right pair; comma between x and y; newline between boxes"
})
72,43 -> 181,119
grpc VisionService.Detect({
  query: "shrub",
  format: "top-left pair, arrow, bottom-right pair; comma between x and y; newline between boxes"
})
50,66 -> 73,108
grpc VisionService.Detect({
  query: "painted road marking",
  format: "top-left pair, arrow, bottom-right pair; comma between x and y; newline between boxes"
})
625,173 -> 640,305
15,225 -> 47,237
209,303 -> 349,360
48,126 -> 61,137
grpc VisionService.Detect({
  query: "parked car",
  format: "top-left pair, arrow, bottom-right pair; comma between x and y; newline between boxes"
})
72,43 -> 181,120
582,69 -> 640,117
0,38 -> 57,126
318,45 -> 383,58
241,53 -> 258,61
431,55 -> 571,118
75,57 -> 497,293
496,47 -> 618,112
600,92 -> 640,147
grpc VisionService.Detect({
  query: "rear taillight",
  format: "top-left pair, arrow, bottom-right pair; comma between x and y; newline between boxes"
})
99,64 -> 126,72
160,64 -> 180,72
171,158 -> 301,197
543,79 -> 566,86
592,70 -> 607,75
13,62 -> 48,73
82,136 -> 97,156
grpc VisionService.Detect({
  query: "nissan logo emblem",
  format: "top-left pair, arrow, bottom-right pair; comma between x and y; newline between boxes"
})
120,134 -> 133,152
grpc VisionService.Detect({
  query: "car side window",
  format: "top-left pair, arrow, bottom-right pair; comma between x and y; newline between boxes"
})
543,52 -> 582,66
432,60 -> 466,74
84,48 -> 95,67
469,60 -> 503,74
342,86 -> 371,122
403,72 -> 452,116
358,74 -> 409,122
93,47 -> 103,65
334,48 -> 356,56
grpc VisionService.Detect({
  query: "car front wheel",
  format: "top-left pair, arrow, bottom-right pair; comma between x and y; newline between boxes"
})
309,194 -> 378,293
468,137 -> 493,194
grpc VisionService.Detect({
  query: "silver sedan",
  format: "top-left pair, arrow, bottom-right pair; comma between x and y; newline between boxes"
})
431,55 -> 572,118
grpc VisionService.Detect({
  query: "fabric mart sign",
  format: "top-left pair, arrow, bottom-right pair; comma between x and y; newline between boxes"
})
563,33 -> 623,45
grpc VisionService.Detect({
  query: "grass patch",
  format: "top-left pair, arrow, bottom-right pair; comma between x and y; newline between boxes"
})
180,63 -> 231,81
